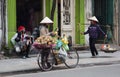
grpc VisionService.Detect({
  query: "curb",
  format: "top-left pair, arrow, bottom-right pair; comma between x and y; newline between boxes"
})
1,60 -> 120,76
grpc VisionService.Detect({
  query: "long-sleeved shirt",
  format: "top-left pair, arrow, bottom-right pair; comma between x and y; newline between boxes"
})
84,24 -> 105,38
39,25 -> 52,36
11,33 -> 28,45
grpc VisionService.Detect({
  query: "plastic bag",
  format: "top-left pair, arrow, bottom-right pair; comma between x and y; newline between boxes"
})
58,47 -> 67,57
15,46 -> 21,52
56,40 -> 63,49
63,44 -> 69,51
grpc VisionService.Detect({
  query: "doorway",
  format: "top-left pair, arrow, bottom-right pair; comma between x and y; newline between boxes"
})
16,0 -> 43,33
93,0 -> 113,43
58,0 -> 61,36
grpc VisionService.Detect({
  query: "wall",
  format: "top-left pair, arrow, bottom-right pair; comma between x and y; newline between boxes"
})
111,0 -> 118,45
84,0 -> 92,45
45,0 -> 58,31
7,0 -> 16,48
0,0 -> 7,50
0,1 -> 2,49
114,0 -> 119,44
75,0 -> 85,45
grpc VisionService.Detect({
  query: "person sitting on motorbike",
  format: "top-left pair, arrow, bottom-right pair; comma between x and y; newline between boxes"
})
11,25 -> 32,59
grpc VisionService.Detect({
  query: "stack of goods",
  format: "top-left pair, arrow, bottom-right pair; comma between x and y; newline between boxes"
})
61,37 -> 69,51
101,44 -> 117,53
33,35 -> 56,49
53,50 -> 63,64
61,38 -> 68,45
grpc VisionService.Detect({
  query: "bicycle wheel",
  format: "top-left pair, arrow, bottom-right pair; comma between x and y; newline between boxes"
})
63,47 -> 79,68
37,49 -> 54,71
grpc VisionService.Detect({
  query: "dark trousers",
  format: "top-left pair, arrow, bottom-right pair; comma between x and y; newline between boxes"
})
89,38 -> 98,56
20,44 -> 30,57
41,48 -> 50,63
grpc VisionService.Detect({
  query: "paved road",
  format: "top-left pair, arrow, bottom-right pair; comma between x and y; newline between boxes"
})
1,50 -> 120,76
5,64 -> 120,77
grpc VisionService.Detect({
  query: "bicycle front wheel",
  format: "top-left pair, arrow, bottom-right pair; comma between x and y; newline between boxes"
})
64,47 -> 79,68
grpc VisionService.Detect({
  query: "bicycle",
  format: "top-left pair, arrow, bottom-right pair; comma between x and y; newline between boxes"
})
37,46 -> 79,71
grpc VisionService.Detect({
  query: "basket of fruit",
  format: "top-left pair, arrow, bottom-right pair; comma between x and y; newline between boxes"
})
33,35 -> 56,49
100,44 -> 118,53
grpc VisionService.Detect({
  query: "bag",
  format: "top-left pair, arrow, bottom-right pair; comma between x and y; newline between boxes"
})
15,46 -> 21,52
15,37 -> 20,42
63,44 -> 69,51
58,47 -> 67,57
15,32 -> 21,42
56,40 -> 63,49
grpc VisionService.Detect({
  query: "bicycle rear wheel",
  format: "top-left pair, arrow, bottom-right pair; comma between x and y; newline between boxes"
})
63,47 -> 79,68
37,49 -> 54,71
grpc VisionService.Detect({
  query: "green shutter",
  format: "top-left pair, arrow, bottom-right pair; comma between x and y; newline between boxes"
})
106,0 -> 113,26
46,0 -> 51,17
53,3 -> 57,31
45,0 -> 57,31
7,0 -> 16,48
75,0 -> 85,45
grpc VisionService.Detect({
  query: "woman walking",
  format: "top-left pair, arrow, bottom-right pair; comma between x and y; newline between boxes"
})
83,16 -> 107,57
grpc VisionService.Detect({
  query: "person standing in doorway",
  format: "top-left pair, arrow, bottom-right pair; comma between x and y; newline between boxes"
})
83,16 -> 107,57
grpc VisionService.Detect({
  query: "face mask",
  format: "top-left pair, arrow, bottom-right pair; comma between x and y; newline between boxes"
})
21,30 -> 25,34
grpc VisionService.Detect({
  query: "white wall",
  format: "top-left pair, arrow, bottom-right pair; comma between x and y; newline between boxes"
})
61,0 -> 75,44
0,1 -> 2,49
84,0 -> 92,45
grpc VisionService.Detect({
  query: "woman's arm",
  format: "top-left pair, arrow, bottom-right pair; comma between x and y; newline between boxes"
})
11,33 -> 18,45
97,25 -> 105,36
84,27 -> 89,35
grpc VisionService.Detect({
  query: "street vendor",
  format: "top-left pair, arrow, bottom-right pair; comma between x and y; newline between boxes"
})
39,17 -> 54,36
82,16 -> 107,58
39,17 -> 54,68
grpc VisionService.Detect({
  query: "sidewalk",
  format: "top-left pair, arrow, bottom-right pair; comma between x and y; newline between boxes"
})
0,50 -> 120,74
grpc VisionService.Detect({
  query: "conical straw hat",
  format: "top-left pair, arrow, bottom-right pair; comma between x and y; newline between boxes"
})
40,17 -> 53,24
88,16 -> 99,22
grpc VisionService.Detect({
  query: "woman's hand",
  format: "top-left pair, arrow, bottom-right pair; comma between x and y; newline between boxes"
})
80,32 -> 84,35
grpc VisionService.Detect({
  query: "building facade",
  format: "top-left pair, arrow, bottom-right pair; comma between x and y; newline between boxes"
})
0,0 -> 120,50
6,0 -> 85,49
0,0 -> 7,50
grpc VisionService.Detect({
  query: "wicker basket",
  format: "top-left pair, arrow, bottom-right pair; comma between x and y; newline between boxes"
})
33,42 -> 52,49
101,49 -> 117,53
100,44 -> 118,53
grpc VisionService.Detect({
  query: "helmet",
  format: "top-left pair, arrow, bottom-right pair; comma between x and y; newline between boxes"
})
18,26 -> 25,32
